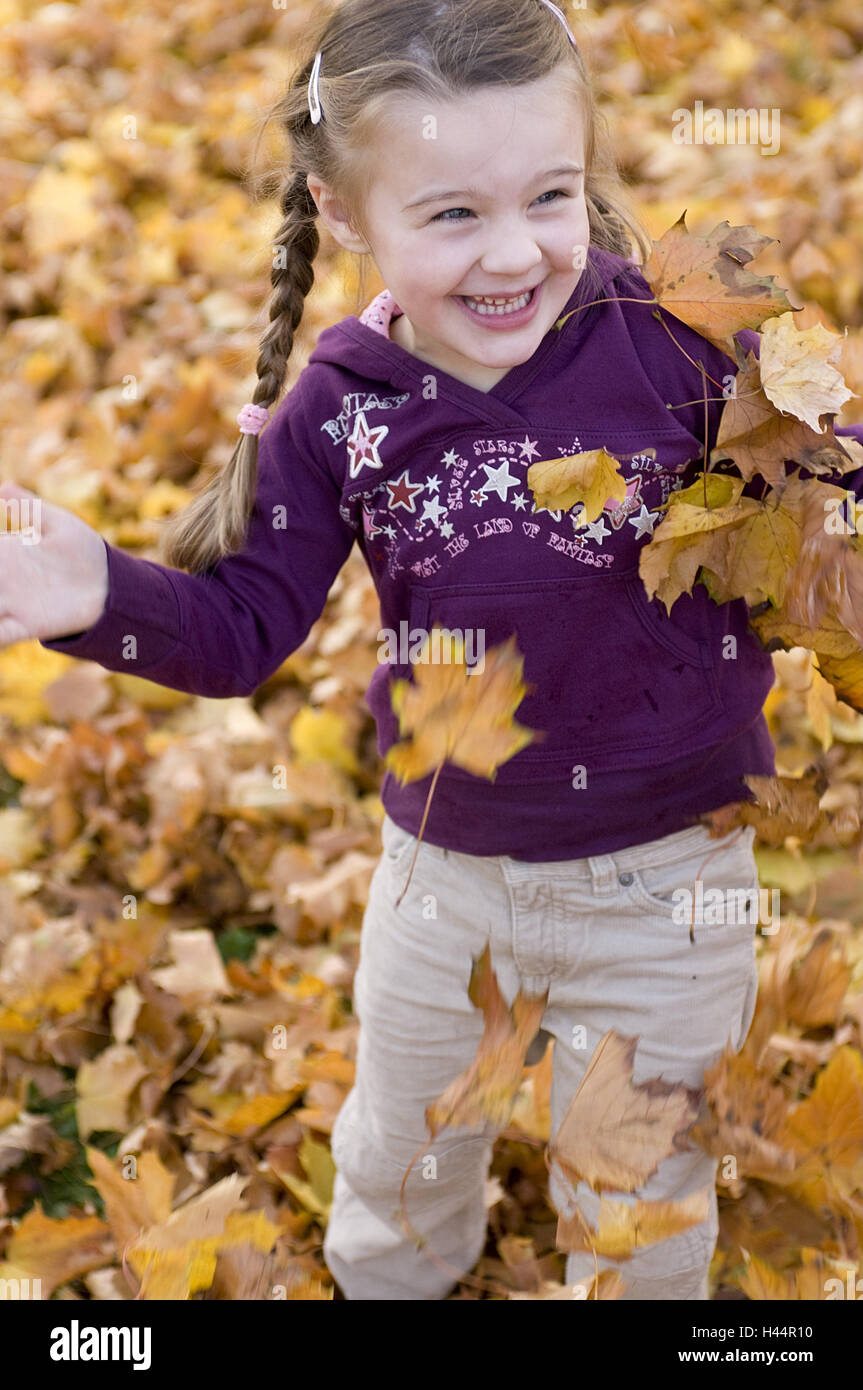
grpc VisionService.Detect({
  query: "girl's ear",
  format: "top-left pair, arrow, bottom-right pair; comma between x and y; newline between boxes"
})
306,174 -> 371,255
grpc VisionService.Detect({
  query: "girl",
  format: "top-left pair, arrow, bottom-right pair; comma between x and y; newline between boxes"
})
2,0 -> 862,1300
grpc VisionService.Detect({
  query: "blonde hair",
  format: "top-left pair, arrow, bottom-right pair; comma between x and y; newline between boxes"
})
160,0 -> 651,574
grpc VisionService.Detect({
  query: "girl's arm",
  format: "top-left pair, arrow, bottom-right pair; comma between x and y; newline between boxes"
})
37,397 -> 357,697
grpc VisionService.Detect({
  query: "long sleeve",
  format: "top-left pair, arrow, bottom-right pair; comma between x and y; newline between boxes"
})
40,390 -> 357,697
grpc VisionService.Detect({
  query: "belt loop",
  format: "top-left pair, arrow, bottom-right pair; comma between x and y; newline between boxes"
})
588,853 -> 618,894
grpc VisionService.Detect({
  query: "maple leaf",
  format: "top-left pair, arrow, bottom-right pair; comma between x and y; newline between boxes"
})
385,630 -> 539,785
783,928 -> 853,1030
758,312 -> 855,433
526,447 -> 627,523
425,943 -> 548,1139
549,1031 -> 701,1196
701,771 -> 830,846
711,351 -> 858,487
639,473 -> 747,611
750,607 -> 863,714
778,1046 -> 863,1209
640,471 -> 806,612
556,1188 -> 710,1259
0,1205 -> 112,1298
688,1045 -> 799,1182
641,213 -> 796,354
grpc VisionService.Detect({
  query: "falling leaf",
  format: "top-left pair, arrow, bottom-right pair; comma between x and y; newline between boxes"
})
426,944 -> 548,1138
557,1188 -> 711,1259
385,632 -> 540,785
549,1031 -> 701,1195
689,1046 -> 798,1181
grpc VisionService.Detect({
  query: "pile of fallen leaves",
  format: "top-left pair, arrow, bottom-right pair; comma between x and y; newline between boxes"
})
1,0 -> 862,1300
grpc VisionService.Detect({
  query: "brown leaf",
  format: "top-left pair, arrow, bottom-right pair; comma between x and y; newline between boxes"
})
549,1031 -> 701,1195
425,944 -> 548,1138
641,214 -> 795,354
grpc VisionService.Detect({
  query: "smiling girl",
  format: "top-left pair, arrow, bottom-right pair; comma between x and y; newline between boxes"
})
3,0 -> 862,1302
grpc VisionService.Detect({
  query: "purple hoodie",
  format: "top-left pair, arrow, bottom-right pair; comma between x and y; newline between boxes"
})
43,246 -> 863,860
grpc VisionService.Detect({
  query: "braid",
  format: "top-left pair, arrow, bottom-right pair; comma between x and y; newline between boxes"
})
159,170 -> 320,574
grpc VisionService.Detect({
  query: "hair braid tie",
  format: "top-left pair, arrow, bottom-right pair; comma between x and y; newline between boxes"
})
237,404 -> 271,435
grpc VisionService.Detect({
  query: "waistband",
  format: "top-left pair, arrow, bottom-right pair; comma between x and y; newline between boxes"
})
500,820 -> 754,884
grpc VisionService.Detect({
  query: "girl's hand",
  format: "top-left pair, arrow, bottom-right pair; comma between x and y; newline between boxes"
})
0,481 -> 109,649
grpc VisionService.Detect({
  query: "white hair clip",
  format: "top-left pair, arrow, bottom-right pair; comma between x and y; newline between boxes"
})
308,50 -> 323,124
537,0 -> 578,48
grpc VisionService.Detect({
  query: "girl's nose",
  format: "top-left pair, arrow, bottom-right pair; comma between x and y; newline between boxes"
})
478,225 -> 544,277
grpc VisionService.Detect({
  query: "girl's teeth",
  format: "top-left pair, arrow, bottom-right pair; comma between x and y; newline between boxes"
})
463,289 -> 532,315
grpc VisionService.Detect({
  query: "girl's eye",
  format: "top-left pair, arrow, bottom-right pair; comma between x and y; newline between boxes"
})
431,189 -> 570,223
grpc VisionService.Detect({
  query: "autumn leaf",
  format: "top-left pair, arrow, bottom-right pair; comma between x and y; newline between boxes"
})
86,1146 -> 176,1254
526,447 -> 627,523
639,473 -> 747,611
124,1173 -> 284,1300
688,1046 -> 799,1182
778,1046 -> 863,1209
711,350 -> 858,487
640,213 -> 796,354
700,771 -> 829,845
75,1044 -> 149,1140
758,312 -> 855,433
556,1188 -> 710,1259
549,1031 -> 701,1196
425,943 -> 548,1139
385,630 -> 540,784
750,606 -> 863,714
0,1205 -> 112,1298
783,928 -> 852,1030
781,481 -> 863,650
640,471 -> 806,612
738,1248 -> 849,1300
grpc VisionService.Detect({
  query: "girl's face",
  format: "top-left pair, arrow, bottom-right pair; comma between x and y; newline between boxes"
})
314,72 -> 590,393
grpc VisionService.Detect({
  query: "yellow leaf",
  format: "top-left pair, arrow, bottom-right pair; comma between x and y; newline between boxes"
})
557,1188 -> 711,1259
386,632 -> 539,784
76,1044 -> 149,1140
289,707 -> 358,775
526,448 -> 627,523
758,313 -> 854,434
0,1206 -> 111,1298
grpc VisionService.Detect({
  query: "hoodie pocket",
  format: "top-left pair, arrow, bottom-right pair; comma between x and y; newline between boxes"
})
406,569 -> 724,781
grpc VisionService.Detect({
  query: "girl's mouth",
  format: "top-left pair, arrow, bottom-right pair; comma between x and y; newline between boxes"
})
455,282 -> 542,328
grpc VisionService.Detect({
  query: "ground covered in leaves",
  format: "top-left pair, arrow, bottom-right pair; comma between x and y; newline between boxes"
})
0,0 -> 862,1299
